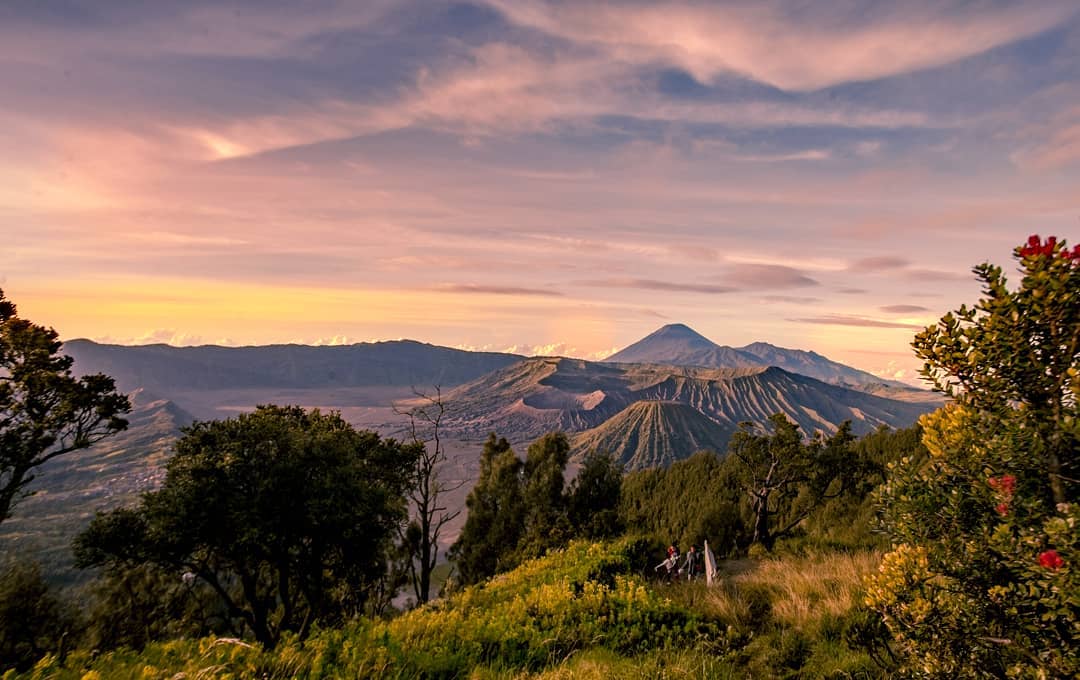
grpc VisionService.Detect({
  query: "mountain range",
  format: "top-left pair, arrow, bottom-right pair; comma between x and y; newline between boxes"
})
64,339 -> 522,394
64,325 -> 941,470
437,356 -> 937,469
606,324 -> 916,392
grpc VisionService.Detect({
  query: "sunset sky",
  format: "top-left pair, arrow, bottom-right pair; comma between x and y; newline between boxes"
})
3,1 -> 1079,383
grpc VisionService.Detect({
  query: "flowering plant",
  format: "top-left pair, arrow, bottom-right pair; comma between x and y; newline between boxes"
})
867,236 -> 1079,679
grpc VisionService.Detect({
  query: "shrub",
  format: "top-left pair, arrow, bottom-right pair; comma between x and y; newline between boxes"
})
867,235 -> 1080,678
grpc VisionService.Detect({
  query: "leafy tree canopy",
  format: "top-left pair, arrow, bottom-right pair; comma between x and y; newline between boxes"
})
0,288 -> 130,524
729,414 -> 856,551
75,405 -> 417,648
450,434 -> 524,586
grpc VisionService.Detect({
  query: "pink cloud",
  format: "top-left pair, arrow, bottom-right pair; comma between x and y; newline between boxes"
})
485,0 -> 1073,91
1012,107 -> 1080,171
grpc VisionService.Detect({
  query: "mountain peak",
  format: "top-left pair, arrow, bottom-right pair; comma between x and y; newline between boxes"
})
605,324 -> 755,367
657,322 -> 701,333
571,400 -> 732,471
639,325 -> 717,345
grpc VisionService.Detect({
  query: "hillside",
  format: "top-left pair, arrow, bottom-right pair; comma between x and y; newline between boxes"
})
607,324 -> 930,397
0,390 -> 194,582
19,539 -> 883,679
441,357 -> 936,446
571,401 -> 733,470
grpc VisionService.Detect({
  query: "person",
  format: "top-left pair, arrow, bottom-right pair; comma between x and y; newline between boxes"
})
655,544 -> 679,580
682,545 -> 699,580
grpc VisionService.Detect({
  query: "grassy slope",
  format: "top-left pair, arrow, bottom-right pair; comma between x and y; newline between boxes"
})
13,542 -> 886,679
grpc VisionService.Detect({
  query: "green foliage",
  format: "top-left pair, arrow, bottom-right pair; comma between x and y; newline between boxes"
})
618,419 -> 893,558
518,432 -> 573,559
451,433 -> 526,585
620,451 -> 745,555
73,405 -> 417,648
728,415 -> 856,551
566,450 -> 624,540
869,235 -> 1080,678
802,425 -> 926,549
913,235 -> 1078,505
0,560 -> 78,672
81,563 -> 231,652
23,539 -> 719,679
454,432 -> 624,586
0,288 -> 130,524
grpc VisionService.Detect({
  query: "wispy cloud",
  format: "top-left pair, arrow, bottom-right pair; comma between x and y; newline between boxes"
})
1012,106 -> 1080,170
3,0 -> 1079,370
880,304 -> 930,313
731,149 -> 831,163
789,314 -> 924,329
848,256 -> 911,272
902,268 -> 968,282
485,0 -> 1074,91
724,264 -> 819,289
582,278 -> 738,294
761,295 -> 823,304
433,283 -> 564,297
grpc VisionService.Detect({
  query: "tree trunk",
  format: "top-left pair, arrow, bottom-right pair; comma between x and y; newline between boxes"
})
751,493 -> 771,550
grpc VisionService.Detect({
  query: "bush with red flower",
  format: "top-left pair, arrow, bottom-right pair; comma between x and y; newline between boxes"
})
867,235 -> 1079,679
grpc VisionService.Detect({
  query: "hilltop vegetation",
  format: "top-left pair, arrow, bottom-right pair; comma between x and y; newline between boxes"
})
13,540 -> 884,679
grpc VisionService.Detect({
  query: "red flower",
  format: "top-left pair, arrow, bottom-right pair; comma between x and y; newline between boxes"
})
1019,234 -> 1070,259
1020,234 -> 1042,258
1039,550 -> 1065,570
995,503 -> 1009,517
988,475 -> 1017,497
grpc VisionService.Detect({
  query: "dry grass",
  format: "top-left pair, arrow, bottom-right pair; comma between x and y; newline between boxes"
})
702,550 -> 882,634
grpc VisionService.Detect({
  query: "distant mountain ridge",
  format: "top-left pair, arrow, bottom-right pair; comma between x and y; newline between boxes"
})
64,339 -> 523,394
606,323 -> 915,392
570,401 -> 733,471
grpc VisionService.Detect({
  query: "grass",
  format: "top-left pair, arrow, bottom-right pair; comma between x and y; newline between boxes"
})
664,549 -> 886,679
8,543 -> 889,679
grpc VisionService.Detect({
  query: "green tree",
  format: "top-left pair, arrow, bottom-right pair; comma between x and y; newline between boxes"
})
868,235 -> 1080,678
567,450 -> 624,539
75,405 -> 416,648
803,424 -> 924,548
518,432 -> 572,560
620,451 -> 745,555
0,560 -> 78,671
450,434 -> 524,585
0,288 -> 130,524
728,414 -> 854,551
